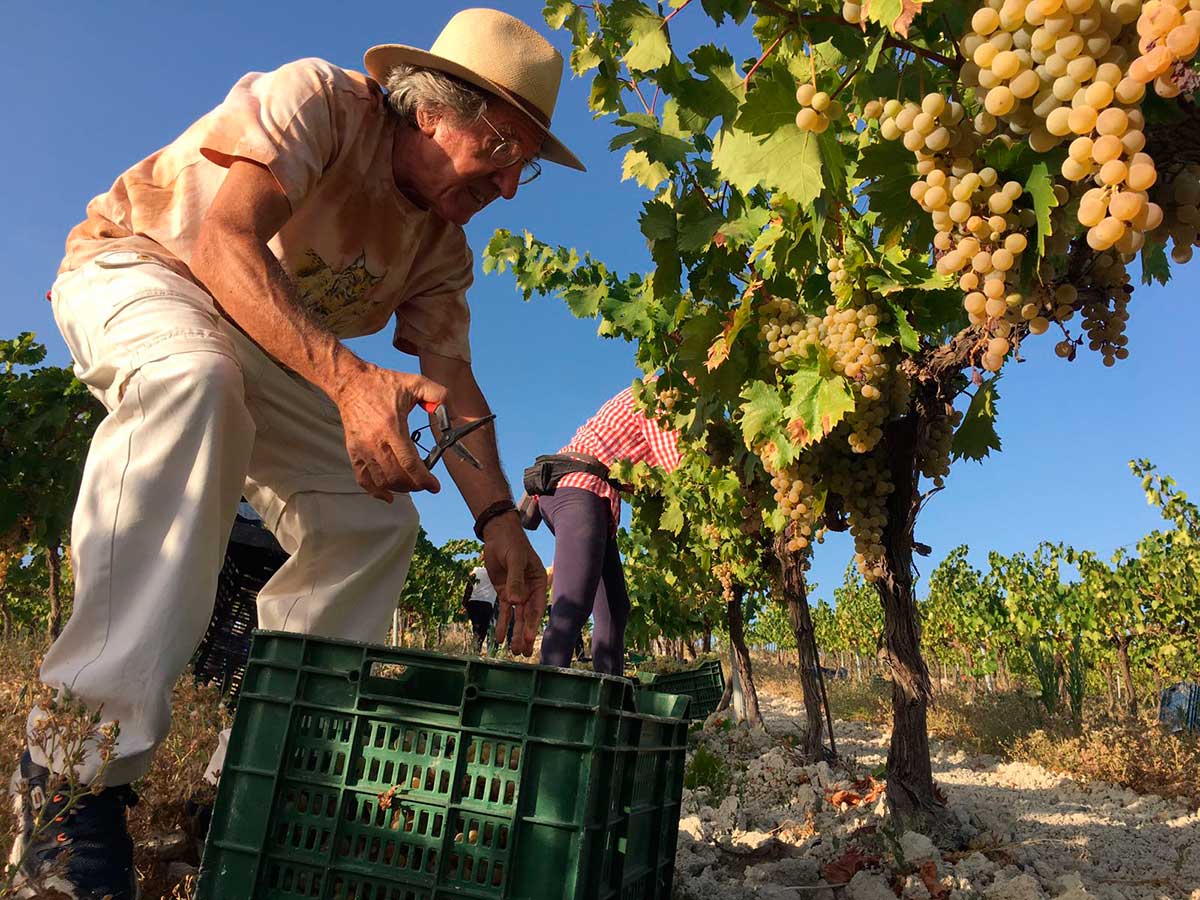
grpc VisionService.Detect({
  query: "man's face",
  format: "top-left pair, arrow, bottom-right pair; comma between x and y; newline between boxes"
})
409,101 -> 544,225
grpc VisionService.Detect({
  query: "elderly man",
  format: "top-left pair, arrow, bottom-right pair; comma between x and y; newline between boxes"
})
12,9 -> 580,898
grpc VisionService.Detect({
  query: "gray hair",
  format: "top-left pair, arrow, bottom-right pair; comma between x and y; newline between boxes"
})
384,64 -> 488,128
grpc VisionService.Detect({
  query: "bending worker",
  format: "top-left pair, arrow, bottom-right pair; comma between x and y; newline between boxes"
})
14,10 -> 580,898
525,386 -> 680,676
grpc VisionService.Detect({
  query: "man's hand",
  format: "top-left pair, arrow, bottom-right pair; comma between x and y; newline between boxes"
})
332,364 -> 447,501
485,517 -> 548,656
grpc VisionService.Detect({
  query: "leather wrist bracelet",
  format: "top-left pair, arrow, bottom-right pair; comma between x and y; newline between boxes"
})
473,499 -> 517,541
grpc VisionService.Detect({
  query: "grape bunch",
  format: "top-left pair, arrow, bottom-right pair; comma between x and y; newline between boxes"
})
1150,162 -> 1200,262
880,97 -> 1044,371
795,82 -> 840,133
768,454 -> 822,553
826,451 -> 894,580
918,401 -> 964,488
1128,0 -> 1200,95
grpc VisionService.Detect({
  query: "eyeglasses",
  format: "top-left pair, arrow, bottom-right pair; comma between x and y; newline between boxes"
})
479,113 -> 542,185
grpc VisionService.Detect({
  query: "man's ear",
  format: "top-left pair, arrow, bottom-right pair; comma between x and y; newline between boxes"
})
414,105 -> 443,137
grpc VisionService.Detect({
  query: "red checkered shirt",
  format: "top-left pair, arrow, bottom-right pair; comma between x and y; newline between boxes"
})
552,386 -> 681,529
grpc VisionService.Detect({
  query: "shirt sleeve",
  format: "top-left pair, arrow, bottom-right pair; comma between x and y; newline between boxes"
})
196,58 -> 353,213
392,232 -> 474,362
644,412 -> 682,472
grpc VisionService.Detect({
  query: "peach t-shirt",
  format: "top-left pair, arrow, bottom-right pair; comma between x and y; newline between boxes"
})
60,57 -> 473,361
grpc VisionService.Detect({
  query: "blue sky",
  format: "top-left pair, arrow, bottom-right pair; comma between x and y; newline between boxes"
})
4,1 -> 1197,604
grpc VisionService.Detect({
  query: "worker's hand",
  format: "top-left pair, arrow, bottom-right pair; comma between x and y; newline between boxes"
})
484,517 -> 548,656
332,364 -> 446,501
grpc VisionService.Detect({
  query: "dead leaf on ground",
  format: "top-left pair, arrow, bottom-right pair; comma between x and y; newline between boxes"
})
820,847 -> 880,886
919,860 -> 951,899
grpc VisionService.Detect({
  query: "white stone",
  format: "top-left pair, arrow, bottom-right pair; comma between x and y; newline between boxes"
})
731,830 -> 776,852
679,815 -> 704,841
847,870 -> 898,900
900,830 -> 940,862
985,873 -> 1046,900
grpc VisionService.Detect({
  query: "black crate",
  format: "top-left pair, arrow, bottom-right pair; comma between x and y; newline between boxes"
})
192,514 -> 288,705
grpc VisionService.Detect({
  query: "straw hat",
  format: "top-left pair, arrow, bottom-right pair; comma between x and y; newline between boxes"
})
365,8 -> 585,171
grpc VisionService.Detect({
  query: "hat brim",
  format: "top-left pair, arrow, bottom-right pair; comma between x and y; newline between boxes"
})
365,44 -> 585,172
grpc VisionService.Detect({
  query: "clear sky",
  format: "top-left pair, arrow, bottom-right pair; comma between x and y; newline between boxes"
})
3,1 -> 1197,604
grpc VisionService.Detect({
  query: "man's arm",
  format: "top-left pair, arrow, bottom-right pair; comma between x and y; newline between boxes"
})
191,160 -> 443,498
418,351 -> 548,655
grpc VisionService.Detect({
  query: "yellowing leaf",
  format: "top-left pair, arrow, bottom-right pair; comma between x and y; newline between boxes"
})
621,149 -> 670,191
783,362 -> 855,448
893,0 -> 929,36
705,293 -> 754,371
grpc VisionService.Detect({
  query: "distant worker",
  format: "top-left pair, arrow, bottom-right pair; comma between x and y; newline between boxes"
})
462,565 -> 497,653
521,386 -> 680,675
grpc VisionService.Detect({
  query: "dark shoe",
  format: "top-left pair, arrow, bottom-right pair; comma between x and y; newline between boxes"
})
9,751 -> 139,899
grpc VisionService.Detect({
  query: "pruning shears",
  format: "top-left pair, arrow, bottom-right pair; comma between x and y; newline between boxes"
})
412,401 -> 496,471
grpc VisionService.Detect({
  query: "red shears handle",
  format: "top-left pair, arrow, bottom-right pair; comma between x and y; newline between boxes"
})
420,401 -> 440,413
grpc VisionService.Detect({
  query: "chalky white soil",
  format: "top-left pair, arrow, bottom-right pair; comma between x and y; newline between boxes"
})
674,694 -> 1200,900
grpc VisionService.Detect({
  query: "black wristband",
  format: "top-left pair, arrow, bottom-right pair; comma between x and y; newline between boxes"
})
473,499 -> 517,541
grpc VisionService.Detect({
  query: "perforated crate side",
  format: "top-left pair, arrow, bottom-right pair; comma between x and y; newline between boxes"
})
196,631 -> 682,900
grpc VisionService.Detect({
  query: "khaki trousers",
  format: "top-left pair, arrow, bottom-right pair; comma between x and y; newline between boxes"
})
31,251 -> 419,784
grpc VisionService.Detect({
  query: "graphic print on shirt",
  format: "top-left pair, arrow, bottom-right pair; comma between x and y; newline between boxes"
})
292,249 -> 384,332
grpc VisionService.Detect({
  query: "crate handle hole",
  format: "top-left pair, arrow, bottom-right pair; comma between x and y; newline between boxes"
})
464,685 -> 479,700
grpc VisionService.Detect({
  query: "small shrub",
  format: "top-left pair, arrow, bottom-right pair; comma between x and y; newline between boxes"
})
684,744 -> 732,797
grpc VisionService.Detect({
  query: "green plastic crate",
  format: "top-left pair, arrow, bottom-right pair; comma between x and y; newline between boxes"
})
196,631 -> 688,900
636,660 -> 724,722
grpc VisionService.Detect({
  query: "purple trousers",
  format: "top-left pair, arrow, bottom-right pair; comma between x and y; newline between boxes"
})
537,487 -> 630,675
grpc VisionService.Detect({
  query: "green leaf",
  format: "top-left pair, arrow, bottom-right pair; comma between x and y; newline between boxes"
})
1025,161 -> 1058,258
609,113 -> 695,166
639,199 -> 677,242
885,299 -> 921,353
712,127 -> 824,207
951,378 -> 1002,462
1140,240 -> 1171,286
734,67 -> 798,136
674,47 -> 743,130
783,360 -> 855,447
660,497 -> 685,534
865,34 -> 887,73
739,380 -> 786,449
676,193 -> 725,253
572,34 -> 605,73
700,0 -> 752,25
543,0 -> 575,29
620,4 -> 672,72
865,0 -> 903,31
621,149 -> 671,191
719,207 -> 772,246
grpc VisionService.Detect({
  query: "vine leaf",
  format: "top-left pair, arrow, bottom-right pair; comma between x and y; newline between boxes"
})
1140,240 -> 1171,286
621,149 -> 670,190
783,360 -> 855,448
892,0 -> 930,37
1025,162 -> 1059,258
885,299 -> 921,353
951,377 -> 1002,462
543,0 -> 575,29
713,126 -> 824,206
706,294 -> 754,371
618,4 -> 672,72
